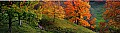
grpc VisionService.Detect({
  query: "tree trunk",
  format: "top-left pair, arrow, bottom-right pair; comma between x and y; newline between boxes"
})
8,13 -> 12,33
18,13 -> 21,26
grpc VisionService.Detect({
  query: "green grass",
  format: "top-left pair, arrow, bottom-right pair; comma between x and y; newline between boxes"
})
39,15 -> 95,33
90,2 -> 106,32
0,14 -> 95,33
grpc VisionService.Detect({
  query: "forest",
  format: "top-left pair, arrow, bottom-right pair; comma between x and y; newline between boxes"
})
0,0 -> 120,33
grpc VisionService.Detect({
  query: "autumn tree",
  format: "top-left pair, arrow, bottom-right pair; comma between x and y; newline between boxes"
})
103,1 -> 120,28
64,0 -> 92,27
41,1 -> 65,20
102,0 -> 120,33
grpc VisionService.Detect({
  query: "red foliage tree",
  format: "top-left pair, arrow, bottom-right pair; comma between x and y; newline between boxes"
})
103,1 -> 120,28
101,1 -> 120,33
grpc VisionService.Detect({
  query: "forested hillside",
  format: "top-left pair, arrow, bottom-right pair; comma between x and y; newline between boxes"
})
0,0 -> 120,33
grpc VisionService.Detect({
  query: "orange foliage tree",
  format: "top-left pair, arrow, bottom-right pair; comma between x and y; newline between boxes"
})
64,0 -> 93,27
103,1 -> 120,28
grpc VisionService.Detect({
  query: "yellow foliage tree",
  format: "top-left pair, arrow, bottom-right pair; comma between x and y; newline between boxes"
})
41,1 -> 65,20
